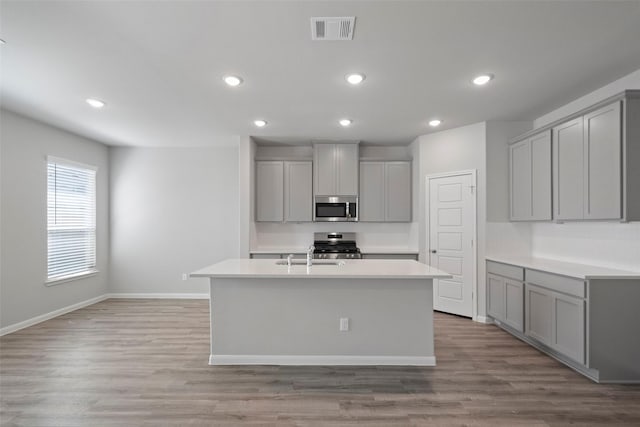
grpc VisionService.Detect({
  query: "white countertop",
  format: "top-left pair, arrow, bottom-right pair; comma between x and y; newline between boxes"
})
486,255 -> 640,280
191,259 -> 451,280
250,247 -> 419,255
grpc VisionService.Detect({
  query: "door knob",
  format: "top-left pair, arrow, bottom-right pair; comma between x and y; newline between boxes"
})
431,250 -> 437,253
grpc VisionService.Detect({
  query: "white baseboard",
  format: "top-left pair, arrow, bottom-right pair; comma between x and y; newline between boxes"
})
209,354 -> 437,366
106,293 -> 209,299
475,315 -> 492,324
0,294 -> 109,337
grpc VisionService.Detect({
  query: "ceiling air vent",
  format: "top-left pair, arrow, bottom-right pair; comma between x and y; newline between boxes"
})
311,17 -> 355,41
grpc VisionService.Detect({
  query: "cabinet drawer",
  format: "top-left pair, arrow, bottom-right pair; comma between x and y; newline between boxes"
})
487,261 -> 524,281
525,269 -> 585,298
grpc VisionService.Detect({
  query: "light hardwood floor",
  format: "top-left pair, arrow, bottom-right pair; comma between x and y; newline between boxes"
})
1,299 -> 639,426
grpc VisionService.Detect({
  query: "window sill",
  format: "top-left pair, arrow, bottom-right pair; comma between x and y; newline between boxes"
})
45,270 -> 99,287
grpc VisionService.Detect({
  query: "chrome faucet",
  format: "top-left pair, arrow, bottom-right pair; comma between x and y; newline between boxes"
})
287,254 -> 294,267
307,245 -> 315,266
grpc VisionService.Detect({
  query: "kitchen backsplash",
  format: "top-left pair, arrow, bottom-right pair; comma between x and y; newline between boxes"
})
252,222 -> 419,251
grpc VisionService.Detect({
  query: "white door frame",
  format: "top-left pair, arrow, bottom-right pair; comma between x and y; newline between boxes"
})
426,169 -> 478,321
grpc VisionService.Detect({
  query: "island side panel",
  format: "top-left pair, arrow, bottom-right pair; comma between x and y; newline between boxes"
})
588,278 -> 640,383
208,277 -> 435,365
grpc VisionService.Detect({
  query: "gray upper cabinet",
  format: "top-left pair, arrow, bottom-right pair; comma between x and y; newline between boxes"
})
385,162 -> 412,221
256,161 -> 312,222
313,144 -> 336,196
553,117 -> 585,220
510,91 -> 640,222
553,101 -> 624,221
284,161 -> 313,222
336,144 -> 359,195
510,130 -> 552,221
359,162 -> 385,221
255,161 -> 284,222
359,161 -> 411,222
313,143 -> 359,196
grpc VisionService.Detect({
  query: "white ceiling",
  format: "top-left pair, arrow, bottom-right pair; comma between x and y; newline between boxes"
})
2,1 -> 640,147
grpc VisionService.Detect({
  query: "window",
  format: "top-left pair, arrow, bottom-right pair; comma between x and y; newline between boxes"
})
47,157 -> 97,283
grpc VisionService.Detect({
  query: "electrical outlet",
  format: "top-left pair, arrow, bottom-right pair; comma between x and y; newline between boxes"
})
339,317 -> 349,332
181,273 -> 188,281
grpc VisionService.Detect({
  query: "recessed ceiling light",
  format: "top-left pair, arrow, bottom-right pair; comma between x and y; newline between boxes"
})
223,75 -> 243,87
339,119 -> 352,127
345,73 -> 365,85
473,74 -> 494,86
86,98 -> 106,109
254,119 -> 267,127
429,119 -> 442,127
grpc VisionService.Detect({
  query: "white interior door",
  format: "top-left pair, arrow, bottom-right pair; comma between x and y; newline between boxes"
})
428,172 -> 475,318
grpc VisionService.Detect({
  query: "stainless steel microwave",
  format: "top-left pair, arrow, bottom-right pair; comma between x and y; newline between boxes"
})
314,196 -> 358,222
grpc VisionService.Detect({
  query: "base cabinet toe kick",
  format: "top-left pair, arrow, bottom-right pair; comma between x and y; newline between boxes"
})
487,259 -> 640,383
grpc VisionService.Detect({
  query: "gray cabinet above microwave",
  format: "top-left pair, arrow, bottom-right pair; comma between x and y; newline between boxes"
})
313,142 -> 359,196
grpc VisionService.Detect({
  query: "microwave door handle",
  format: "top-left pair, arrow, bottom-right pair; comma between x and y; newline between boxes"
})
345,202 -> 351,218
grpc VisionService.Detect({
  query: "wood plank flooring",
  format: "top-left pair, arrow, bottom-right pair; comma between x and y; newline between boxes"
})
1,299 -> 639,426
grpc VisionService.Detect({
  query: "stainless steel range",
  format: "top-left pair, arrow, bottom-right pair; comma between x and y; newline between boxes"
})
313,232 -> 362,259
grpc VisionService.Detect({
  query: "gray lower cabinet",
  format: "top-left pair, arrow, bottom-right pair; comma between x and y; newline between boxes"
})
250,254 -> 283,259
509,130 -> 552,221
256,161 -> 312,222
488,259 -> 640,382
359,161 -> 411,222
487,262 -> 524,333
361,253 -> 418,260
504,279 -> 524,332
525,282 -> 585,364
524,283 -> 554,346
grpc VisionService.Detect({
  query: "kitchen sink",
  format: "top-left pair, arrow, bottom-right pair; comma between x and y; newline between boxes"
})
275,260 -> 345,266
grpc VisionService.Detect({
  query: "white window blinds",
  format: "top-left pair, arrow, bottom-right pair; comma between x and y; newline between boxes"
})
47,158 -> 97,282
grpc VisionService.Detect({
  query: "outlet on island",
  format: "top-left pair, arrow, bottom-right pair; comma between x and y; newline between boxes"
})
339,317 -> 349,332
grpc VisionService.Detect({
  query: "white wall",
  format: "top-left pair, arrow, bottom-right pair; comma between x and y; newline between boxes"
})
0,110 -> 110,328
109,146 -> 240,295
253,222 -> 418,252
415,122 -> 487,318
531,68 -> 640,271
534,69 -> 640,128
485,121 -> 534,259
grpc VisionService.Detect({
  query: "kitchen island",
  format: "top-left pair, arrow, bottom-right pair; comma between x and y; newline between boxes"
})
191,259 -> 451,366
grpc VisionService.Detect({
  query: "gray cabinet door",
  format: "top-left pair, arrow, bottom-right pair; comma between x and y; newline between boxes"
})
504,279 -> 524,332
313,144 -> 336,196
584,101 -> 622,220
255,161 -> 284,222
551,292 -> 585,364
361,254 -> 418,260
385,162 -> 411,221
487,273 -> 505,321
525,283 -> 553,345
530,131 -> 552,220
509,139 -> 532,220
553,117 -> 585,220
336,143 -> 359,195
359,162 -> 385,221
284,161 -> 312,222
